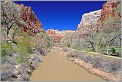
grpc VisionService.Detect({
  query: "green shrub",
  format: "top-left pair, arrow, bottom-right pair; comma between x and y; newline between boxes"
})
111,47 -> 116,54
1,41 -> 13,57
14,34 -> 33,63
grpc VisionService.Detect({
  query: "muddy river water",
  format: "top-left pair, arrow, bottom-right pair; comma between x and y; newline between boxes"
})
30,47 -> 105,81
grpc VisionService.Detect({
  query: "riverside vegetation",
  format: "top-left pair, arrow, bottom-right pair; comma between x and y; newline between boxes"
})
61,1 -> 121,81
1,1 -> 54,81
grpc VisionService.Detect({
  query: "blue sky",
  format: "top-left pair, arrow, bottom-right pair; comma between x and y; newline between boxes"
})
15,1 -> 106,31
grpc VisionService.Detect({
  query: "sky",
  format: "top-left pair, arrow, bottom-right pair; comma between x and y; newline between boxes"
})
15,1 -> 106,31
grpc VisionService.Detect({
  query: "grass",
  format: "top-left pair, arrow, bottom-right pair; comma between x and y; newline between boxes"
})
115,47 -> 121,52
82,47 -> 121,58
81,50 -> 121,60
82,48 -> 94,52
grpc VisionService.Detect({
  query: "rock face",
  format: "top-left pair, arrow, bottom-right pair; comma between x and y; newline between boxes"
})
61,30 -> 75,36
77,10 -> 101,33
17,4 -> 44,34
98,1 -> 121,30
46,29 -> 75,42
77,1 -> 121,33
46,29 -> 64,42
99,1 -> 121,23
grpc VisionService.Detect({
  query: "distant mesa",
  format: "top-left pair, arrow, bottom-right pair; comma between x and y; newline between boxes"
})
46,29 -> 63,42
46,29 -> 75,42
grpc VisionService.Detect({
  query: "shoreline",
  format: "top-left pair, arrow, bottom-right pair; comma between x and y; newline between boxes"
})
67,57 -> 121,81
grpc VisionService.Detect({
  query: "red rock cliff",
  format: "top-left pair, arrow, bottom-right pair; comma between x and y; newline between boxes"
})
17,4 -> 44,34
46,29 -> 64,42
98,1 -> 121,30
100,1 -> 121,22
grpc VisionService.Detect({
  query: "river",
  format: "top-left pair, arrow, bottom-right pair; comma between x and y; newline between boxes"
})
30,47 -> 105,81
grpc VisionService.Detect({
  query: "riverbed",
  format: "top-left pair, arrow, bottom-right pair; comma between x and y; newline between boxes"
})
30,47 -> 105,81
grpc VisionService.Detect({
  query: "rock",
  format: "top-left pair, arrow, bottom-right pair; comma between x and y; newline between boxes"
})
77,1 -> 121,37
16,4 -> 44,34
99,1 -> 121,23
15,64 -> 21,70
1,54 -> 24,81
21,73 -> 29,81
13,68 -> 19,77
46,29 -> 64,42
12,63 -> 31,81
98,1 -> 121,31
77,1 -> 121,33
46,29 -> 75,42
27,69 -> 32,75
30,56 -> 40,68
33,50 -> 41,56
16,74 -> 23,81
77,10 -> 101,33
49,30 -> 75,43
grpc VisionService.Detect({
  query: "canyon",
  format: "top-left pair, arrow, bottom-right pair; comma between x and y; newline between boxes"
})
1,1 -> 121,81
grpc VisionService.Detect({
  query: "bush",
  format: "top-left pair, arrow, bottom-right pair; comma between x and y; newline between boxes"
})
111,47 -> 116,54
1,64 -> 15,81
14,34 -> 33,63
101,59 -> 121,74
1,41 -> 13,57
79,53 -> 95,64
1,55 -> 17,81
67,49 -> 121,75
1,23 -> 53,80
67,50 -> 80,58
33,32 -> 54,54
15,63 -> 30,81
92,56 -> 104,68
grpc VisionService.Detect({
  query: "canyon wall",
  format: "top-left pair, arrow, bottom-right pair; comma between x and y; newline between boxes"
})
99,1 -> 121,23
77,10 -> 101,34
17,4 -> 44,34
98,1 -> 121,30
77,1 -> 121,33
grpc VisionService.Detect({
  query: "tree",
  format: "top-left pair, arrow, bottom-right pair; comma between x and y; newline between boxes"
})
1,1 -> 22,42
84,20 -> 100,52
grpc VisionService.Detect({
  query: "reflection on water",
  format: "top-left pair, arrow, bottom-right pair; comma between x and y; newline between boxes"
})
30,47 -> 105,81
